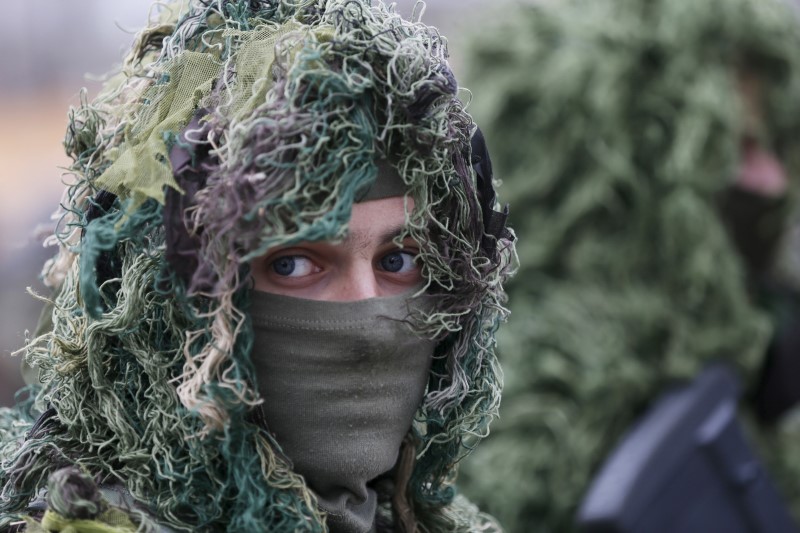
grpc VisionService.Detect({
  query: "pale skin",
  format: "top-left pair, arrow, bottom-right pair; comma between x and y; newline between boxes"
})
736,71 -> 788,197
250,196 -> 422,301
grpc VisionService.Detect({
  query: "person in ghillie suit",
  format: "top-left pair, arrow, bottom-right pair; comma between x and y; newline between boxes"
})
0,1 -> 516,531
456,0 -> 800,530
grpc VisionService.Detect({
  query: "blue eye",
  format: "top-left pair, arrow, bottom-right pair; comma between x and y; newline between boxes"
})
271,256 -> 316,277
380,251 -> 417,274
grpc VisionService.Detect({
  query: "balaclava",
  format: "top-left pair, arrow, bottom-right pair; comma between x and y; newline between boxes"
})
250,291 -> 436,532
0,1 -> 515,532
455,0 -> 800,531
246,162 -> 436,532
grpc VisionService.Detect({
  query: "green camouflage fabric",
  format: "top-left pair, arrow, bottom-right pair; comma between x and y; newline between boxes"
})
456,0 -> 800,530
0,1 -> 515,531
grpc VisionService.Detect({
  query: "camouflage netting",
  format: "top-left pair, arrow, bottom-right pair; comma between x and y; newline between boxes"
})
0,1 -> 515,531
455,0 -> 800,531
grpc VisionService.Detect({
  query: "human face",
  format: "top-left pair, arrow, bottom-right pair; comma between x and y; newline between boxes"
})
250,196 -> 422,301
735,71 -> 788,197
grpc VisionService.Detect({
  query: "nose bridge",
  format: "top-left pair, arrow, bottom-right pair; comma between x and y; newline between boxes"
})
334,258 -> 379,301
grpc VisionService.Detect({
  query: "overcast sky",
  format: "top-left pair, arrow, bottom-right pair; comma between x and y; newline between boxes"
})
0,0 -> 493,95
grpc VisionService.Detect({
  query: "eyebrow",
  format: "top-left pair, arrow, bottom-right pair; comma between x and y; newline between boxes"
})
343,224 -> 409,252
378,225 -> 409,246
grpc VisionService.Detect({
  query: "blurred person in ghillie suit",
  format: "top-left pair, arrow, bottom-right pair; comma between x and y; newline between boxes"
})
0,0 -> 516,531
456,0 -> 800,530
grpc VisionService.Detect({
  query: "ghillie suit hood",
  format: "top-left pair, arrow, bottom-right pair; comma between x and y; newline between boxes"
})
455,0 -> 800,530
0,1 -> 515,531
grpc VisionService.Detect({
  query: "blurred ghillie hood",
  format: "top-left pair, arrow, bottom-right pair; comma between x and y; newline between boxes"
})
466,0 -> 800,376
457,0 -> 800,530
471,0 -> 800,281
0,1 -> 515,531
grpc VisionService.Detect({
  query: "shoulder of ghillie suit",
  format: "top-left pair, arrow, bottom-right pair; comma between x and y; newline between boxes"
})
0,1 -> 515,531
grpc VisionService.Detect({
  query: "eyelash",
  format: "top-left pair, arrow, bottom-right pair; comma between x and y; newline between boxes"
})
268,248 -> 419,278
378,250 -> 418,274
270,255 -> 319,278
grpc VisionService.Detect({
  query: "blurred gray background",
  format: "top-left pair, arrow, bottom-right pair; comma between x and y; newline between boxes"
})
0,0 -> 496,405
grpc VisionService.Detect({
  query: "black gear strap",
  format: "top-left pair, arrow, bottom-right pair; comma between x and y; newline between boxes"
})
471,127 -> 514,263
164,110 -> 214,286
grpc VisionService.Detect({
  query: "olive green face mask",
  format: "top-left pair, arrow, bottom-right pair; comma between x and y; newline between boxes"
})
248,290 -> 435,533
718,186 -> 791,277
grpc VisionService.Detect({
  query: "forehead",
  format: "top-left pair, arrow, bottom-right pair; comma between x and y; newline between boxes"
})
346,196 -> 415,245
